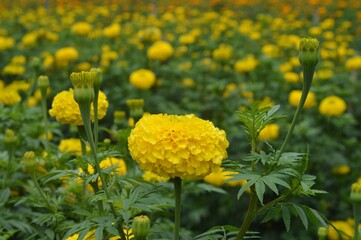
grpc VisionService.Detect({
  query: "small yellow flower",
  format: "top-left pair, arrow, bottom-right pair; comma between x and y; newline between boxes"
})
55,47 -> 79,68
319,96 -> 347,117
332,164 -> 351,175
327,220 -> 354,240
129,69 -> 156,90
234,55 -> 258,73
103,23 -> 121,39
49,89 -> 108,125
258,124 -> 280,141
71,22 -> 92,36
283,72 -> 299,83
58,138 -> 89,155
212,43 -> 233,61
128,114 -> 229,179
288,90 -> 317,109
147,41 -> 174,61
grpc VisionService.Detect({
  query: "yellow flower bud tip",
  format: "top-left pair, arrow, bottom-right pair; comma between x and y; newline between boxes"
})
132,215 -> 151,240
70,71 -> 95,88
350,182 -> 361,202
5,129 -> 15,138
90,67 -> 103,87
38,75 -> 49,89
299,38 -> 319,52
23,151 -> 36,160
317,227 -> 328,237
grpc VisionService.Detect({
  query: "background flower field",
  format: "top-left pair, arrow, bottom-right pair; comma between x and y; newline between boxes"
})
1,0 -> 361,239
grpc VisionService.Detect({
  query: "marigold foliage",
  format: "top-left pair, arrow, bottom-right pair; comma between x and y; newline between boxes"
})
49,89 -> 108,125
128,114 -> 229,179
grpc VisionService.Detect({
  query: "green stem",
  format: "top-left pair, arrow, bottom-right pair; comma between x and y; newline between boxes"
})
353,202 -> 361,240
174,177 -> 182,240
40,91 -> 49,151
30,171 -> 56,213
3,146 -> 15,188
93,90 -> 99,152
275,67 -> 314,162
79,104 -> 126,240
236,190 -> 258,240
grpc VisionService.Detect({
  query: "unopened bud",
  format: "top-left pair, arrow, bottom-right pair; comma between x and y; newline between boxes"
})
299,38 -> 319,69
90,68 -> 103,91
132,215 -> 150,240
350,181 -> 361,202
126,99 -> 144,121
70,71 -> 95,104
4,129 -> 17,145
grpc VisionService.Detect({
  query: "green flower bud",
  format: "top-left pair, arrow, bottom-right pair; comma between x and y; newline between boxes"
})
70,71 -> 95,104
317,227 -> 328,240
38,75 -> 49,92
126,99 -> 144,121
4,129 -> 17,145
90,68 -> 103,92
350,182 -> 361,202
132,215 -> 151,240
23,151 -> 36,168
299,38 -> 319,69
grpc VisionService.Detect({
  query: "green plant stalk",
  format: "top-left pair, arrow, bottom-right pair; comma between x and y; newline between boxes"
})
236,134 -> 258,240
275,66 -> 314,162
3,146 -> 15,188
353,202 -> 361,240
93,90 -> 99,152
40,90 -> 49,151
30,170 -> 56,213
174,177 -> 182,240
79,104 -> 127,240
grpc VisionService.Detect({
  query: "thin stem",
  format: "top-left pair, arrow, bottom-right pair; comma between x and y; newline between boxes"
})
173,177 -> 182,240
275,67 -> 314,162
236,190 -> 258,240
353,202 -> 361,240
79,104 -> 126,240
30,171 -> 56,213
40,91 -> 49,151
93,90 -> 99,152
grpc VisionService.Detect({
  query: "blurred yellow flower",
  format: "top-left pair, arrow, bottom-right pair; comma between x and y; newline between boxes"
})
49,89 -> 108,125
319,96 -> 346,117
181,78 -> 195,87
262,44 -> 279,58
345,56 -> 361,70
258,124 -> 280,141
87,157 -> 127,176
0,36 -> 14,51
212,43 -> 233,61
103,23 -> 121,39
137,26 -> 162,43
327,220 -> 354,240
288,90 -> 317,109
147,41 -> 174,61
71,21 -> 92,36
128,114 -> 229,179
129,69 -> 156,90
55,47 -> 79,68
0,89 -> 21,105
332,164 -> 351,175
316,68 -> 333,80
283,72 -> 299,83
58,138 -> 89,155
234,55 -> 258,73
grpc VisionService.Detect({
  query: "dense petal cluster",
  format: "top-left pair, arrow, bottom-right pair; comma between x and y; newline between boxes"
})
129,69 -> 156,90
319,95 -> 346,116
49,89 -> 108,125
58,138 -> 89,155
258,123 -> 280,141
128,114 -> 229,179
147,41 -> 174,61
288,90 -> 317,109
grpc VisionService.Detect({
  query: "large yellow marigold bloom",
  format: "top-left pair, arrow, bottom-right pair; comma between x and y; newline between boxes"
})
49,89 -> 108,125
129,69 -> 156,90
288,90 -> 317,109
147,41 -> 174,61
319,95 -> 346,117
128,114 -> 229,179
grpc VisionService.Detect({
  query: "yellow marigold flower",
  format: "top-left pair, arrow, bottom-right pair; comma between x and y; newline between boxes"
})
345,56 -> 361,70
316,68 -> 333,80
129,69 -> 156,90
66,229 -> 133,240
43,55 -> 55,69
71,21 -> 92,36
319,95 -> 347,117
0,89 -> 21,105
103,23 -> 121,39
21,32 -> 38,47
262,44 -> 280,58
179,34 -> 196,45
74,62 -> 92,72
332,164 -> 351,175
55,47 -> 79,68
234,55 -> 258,73
49,89 -> 108,125
137,26 -> 162,43
147,41 -> 174,61
0,36 -> 15,51
212,43 -> 233,61
181,78 -> 195,88
204,168 -> 248,189
128,114 -> 229,179
142,171 -> 170,182
258,124 -> 280,141
288,90 -> 317,109
2,64 -> 26,75
283,72 -> 299,83
58,138 -> 89,155
87,157 -> 127,176
11,56 -> 26,65
327,220 -> 354,240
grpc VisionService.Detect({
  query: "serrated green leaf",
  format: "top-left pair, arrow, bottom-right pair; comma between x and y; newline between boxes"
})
281,205 -> 291,231
237,177 -> 260,199
308,208 -> 328,228
255,181 -> 266,204
95,226 -> 103,240
261,177 -> 278,195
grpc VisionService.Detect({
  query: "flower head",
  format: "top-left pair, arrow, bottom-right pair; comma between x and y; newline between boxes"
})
299,37 -> 319,68
129,69 -> 156,90
147,41 -> 174,61
288,90 -> 317,109
258,124 -> 280,141
128,114 -> 229,179
49,89 -> 108,125
319,96 -> 346,117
